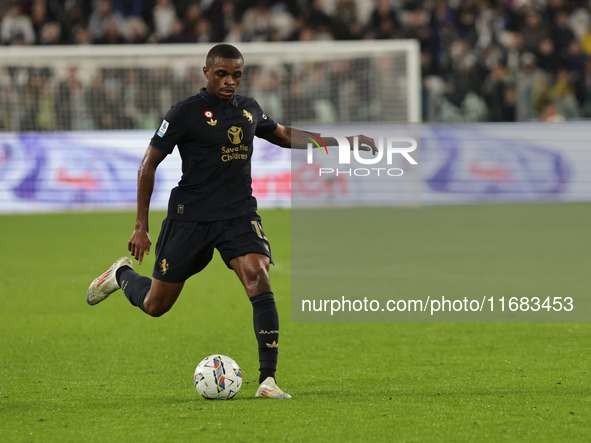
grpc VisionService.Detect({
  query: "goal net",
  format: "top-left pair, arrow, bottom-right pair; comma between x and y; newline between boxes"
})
0,41 -> 421,132
0,41 -> 421,212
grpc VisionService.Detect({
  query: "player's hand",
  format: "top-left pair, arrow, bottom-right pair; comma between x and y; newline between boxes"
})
128,229 -> 152,265
347,135 -> 378,155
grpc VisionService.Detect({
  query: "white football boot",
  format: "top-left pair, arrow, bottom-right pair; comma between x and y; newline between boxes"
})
86,257 -> 133,306
255,377 -> 292,399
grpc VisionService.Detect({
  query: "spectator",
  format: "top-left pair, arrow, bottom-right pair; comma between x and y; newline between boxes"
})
1,1 -> 36,45
568,7 -> 590,40
241,1 -> 271,42
561,40 -> 585,75
88,0 -> 125,43
330,0 -> 357,40
56,67 -> 82,130
455,54 -> 482,102
192,17 -> 212,43
39,21 -> 62,44
152,0 -> 177,42
482,63 -> 515,122
474,9 -> 496,51
521,12 -> 549,53
248,69 -> 281,121
583,60 -> 591,117
160,18 -> 189,43
20,70 -> 46,131
515,52 -> 547,121
112,0 -> 152,42
30,0 -> 51,44
307,0 -> 332,31
547,69 -> 580,119
73,25 -> 91,44
0,86 -> 17,130
283,74 -> 315,123
369,0 -> 399,34
539,102 -> 566,122
183,2 -> 202,36
127,17 -> 149,43
298,26 -> 315,42
112,0 -> 153,28
86,73 -> 107,129
455,0 -> 478,43
268,3 -> 294,42
208,0 -> 239,42
535,38 -> 561,74
552,10 -> 575,52
61,1 -> 87,43
37,80 -> 57,130
96,19 -> 126,44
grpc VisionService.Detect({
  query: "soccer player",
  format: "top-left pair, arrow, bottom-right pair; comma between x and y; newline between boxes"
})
86,44 -> 377,399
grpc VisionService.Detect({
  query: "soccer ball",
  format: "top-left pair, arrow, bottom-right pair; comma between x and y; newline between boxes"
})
194,355 -> 242,399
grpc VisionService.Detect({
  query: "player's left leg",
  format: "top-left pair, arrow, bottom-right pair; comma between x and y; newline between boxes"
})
230,253 -> 278,377
87,217 -> 214,316
229,253 -> 271,297
229,253 -> 290,398
217,214 -> 290,398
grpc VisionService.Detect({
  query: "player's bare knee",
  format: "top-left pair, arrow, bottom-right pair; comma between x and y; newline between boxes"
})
152,307 -> 171,318
243,268 -> 270,296
143,298 -> 172,317
144,303 -> 171,317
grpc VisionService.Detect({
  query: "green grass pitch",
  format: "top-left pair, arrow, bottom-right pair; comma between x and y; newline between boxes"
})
1,203 -> 590,442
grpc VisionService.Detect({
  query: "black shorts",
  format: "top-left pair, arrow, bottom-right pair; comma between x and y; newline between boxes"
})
152,212 -> 273,283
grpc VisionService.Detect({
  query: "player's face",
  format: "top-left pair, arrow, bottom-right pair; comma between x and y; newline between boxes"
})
203,57 -> 244,101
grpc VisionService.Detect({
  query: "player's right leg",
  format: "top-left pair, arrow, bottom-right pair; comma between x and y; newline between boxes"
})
118,269 -> 184,317
87,218 -> 215,316
86,257 -> 184,317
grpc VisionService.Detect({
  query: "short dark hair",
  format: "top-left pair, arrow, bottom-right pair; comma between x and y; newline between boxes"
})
206,44 -> 243,66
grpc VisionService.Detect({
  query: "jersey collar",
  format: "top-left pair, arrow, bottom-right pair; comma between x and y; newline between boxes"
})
200,88 -> 239,108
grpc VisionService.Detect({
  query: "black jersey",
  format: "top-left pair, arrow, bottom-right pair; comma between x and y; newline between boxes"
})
150,88 -> 278,221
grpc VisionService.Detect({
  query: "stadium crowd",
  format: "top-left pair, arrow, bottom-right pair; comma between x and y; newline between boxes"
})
2,0 -> 591,129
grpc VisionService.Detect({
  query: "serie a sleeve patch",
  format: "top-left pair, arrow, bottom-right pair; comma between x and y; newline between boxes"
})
157,119 -> 169,137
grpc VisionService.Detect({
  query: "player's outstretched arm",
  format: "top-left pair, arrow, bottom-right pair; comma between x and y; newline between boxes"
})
261,124 -> 378,155
128,145 -> 167,265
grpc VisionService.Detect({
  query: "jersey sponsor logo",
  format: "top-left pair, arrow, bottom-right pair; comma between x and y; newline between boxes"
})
243,109 -> 253,123
159,259 -> 169,275
227,126 -> 243,144
156,119 -> 169,137
221,144 -> 248,162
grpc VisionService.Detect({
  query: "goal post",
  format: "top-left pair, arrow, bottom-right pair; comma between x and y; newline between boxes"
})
0,40 -> 421,132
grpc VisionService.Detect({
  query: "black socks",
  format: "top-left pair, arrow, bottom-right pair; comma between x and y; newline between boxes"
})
250,291 -> 279,384
116,265 -> 132,283
116,266 -> 151,313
